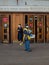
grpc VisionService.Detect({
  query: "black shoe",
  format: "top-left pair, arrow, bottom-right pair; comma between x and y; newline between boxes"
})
28,49 -> 32,52
24,49 -> 27,51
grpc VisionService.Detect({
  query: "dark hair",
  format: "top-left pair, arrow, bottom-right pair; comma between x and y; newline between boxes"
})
19,24 -> 21,25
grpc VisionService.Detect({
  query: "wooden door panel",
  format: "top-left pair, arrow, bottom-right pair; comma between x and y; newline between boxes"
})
46,15 -> 49,42
15,14 -> 24,41
0,15 -> 2,42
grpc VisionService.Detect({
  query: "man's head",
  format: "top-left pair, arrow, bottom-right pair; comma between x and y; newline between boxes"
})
18,24 -> 21,28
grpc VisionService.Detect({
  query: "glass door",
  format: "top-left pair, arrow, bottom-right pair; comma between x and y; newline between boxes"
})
37,15 -> 44,43
28,15 -> 34,43
2,14 -> 9,43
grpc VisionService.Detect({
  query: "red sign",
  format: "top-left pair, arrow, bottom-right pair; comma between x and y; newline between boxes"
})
38,22 -> 42,27
3,18 -> 8,22
39,22 -> 42,26
39,23 -> 42,26
29,23 -> 33,27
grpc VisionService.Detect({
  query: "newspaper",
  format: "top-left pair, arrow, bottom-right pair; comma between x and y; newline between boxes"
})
30,34 -> 35,38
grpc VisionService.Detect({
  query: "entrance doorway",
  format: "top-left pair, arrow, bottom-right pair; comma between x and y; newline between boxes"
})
0,14 -> 11,43
9,15 -> 11,43
0,15 -> 2,43
25,14 -> 45,43
46,15 -> 49,43
34,16 -> 37,42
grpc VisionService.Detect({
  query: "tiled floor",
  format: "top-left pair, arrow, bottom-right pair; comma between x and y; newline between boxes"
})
0,43 -> 49,65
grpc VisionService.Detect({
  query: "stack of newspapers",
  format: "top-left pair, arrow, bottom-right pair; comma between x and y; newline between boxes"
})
30,34 -> 35,38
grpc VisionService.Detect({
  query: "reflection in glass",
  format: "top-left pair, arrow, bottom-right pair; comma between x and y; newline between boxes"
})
29,18 -> 33,22
4,24 -> 8,28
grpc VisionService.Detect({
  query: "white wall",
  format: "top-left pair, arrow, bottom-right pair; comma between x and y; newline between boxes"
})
0,0 -> 17,5
18,0 -> 49,6
0,0 -> 49,6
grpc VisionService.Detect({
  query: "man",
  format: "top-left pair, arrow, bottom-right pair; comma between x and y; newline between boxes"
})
17,24 -> 23,42
23,25 -> 32,52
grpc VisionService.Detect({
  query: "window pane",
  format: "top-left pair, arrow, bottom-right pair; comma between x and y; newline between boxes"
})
29,17 -> 33,22
4,29 -> 7,33
39,28 -> 42,33
4,35 -> 7,39
39,35 -> 42,39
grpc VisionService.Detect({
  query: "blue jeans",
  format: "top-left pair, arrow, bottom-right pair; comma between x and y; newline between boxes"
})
24,40 -> 30,51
